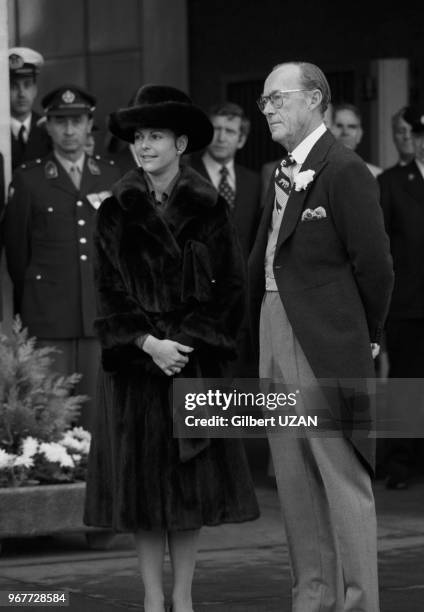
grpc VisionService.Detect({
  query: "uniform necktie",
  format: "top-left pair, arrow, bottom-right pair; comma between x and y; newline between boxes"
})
69,165 -> 81,189
218,165 -> 235,208
18,124 -> 27,146
274,154 -> 296,214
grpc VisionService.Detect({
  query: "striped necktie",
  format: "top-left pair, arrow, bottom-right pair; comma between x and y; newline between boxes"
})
274,154 -> 296,214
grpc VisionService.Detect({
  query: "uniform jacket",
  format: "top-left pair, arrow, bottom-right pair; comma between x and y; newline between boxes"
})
11,111 -> 51,170
190,156 -> 261,259
379,160 -> 424,319
95,164 -> 245,373
4,152 -> 120,338
249,130 -> 394,470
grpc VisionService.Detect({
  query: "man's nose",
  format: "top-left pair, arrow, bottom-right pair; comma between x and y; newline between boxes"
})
263,99 -> 275,116
64,120 -> 75,133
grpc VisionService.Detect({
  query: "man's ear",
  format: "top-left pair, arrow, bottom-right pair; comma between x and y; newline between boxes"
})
87,116 -> 94,133
309,89 -> 323,112
237,132 -> 247,150
357,126 -> 364,145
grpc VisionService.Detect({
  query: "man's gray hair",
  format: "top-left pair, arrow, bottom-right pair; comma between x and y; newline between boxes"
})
272,62 -> 331,114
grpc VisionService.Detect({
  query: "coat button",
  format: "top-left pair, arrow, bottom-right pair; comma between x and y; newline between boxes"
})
80,254 -> 88,261
36,274 -> 42,280
80,237 -> 87,244
47,206 -> 53,212
76,200 -> 83,207
78,219 -> 85,226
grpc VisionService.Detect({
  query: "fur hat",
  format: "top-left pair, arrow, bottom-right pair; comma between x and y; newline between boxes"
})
108,85 -> 213,153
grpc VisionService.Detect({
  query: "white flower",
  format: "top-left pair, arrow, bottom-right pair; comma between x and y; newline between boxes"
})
293,169 -> 315,191
39,442 -> 75,468
0,449 -> 16,470
14,454 -> 34,468
60,428 -> 90,455
21,436 -> 39,458
70,426 -> 91,442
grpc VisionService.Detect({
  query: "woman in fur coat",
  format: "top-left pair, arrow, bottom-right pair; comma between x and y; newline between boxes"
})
83,85 -> 259,612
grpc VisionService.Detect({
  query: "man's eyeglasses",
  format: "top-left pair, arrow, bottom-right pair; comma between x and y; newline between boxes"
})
256,89 -> 310,113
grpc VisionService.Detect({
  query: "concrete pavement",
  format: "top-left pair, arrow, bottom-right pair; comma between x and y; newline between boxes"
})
0,477 -> 423,611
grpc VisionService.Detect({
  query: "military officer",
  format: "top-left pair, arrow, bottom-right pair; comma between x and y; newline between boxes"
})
9,47 -> 51,170
4,85 -> 120,427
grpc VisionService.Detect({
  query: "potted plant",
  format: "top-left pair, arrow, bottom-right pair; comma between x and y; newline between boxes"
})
0,318 -> 104,547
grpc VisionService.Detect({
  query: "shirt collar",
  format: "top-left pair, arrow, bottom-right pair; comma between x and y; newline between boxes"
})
415,158 -> 424,179
54,151 -> 85,174
11,113 -> 32,139
144,170 -> 181,204
202,151 -> 235,179
290,123 -> 327,166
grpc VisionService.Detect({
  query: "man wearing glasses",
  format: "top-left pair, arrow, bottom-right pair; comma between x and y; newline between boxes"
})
249,62 -> 393,611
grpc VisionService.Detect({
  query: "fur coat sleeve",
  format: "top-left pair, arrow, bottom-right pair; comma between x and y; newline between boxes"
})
93,166 -> 246,373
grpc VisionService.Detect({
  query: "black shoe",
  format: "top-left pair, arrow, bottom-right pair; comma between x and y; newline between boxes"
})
385,475 -> 409,490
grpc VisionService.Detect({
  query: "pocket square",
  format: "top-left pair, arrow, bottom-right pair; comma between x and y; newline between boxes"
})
301,206 -> 327,222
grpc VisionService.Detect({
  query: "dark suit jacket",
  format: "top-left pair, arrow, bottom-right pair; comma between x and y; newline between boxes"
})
379,160 -> 424,319
190,156 -> 261,259
5,152 -> 120,338
249,130 -> 394,470
11,112 -> 51,171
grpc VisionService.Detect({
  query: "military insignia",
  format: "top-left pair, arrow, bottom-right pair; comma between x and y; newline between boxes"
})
86,191 -> 112,210
87,157 -> 101,175
8,185 -> 15,199
9,54 -> 24,70
45,161 -> 58,179
62,90 -> 75,104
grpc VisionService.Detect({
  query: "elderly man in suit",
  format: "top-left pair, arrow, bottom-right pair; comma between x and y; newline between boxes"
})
4,85 -> 120,427
9,47 -> 51,170
379,106 -> 424,489
249,62 -> 393,611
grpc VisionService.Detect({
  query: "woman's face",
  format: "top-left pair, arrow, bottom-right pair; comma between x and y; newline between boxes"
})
134,128 -> 186,175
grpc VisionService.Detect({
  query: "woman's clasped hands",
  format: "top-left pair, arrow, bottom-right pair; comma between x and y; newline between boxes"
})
141,335 -> 194,376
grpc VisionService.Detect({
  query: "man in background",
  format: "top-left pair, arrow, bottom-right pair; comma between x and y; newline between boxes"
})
9,47 -> 51,170
332,102 -> 382,177
191,102 -> 261,260
191,102 -> 261,377
390,106 -> 414,168
379,106 -> 424,489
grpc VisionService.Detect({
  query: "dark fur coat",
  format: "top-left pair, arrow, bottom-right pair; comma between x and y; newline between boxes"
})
84,166 -> 259,532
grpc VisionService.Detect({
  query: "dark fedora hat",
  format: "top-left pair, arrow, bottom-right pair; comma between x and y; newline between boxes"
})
108,85 -> 213,153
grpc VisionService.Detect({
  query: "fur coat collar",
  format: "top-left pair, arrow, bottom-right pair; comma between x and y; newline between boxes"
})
111,164 -> 219,237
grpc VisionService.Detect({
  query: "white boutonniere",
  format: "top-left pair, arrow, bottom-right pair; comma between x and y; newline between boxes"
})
293,169 -> 315,192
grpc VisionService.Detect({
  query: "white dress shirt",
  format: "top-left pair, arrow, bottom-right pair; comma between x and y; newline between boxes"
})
11,114 -> 32,142
201,152 -> 236,191
290,122 -> 327,176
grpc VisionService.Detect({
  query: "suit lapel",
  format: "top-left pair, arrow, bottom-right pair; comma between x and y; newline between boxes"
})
403,161 -> 424,203
275,130 -> 333,252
